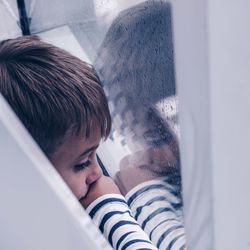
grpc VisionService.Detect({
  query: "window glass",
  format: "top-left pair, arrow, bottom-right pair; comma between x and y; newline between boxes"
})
94,0 -> 181,194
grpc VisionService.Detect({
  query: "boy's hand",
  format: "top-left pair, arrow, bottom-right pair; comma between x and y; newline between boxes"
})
121,143 -> 179,175
115,142 -> 180,195
80,176 -> 121,208
115,165 -> 158,195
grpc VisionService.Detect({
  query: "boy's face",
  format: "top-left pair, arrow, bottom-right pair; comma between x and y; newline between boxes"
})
50,126 -> 103,201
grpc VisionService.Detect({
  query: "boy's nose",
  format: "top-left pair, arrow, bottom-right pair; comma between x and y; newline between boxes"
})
86,164 -> 102,185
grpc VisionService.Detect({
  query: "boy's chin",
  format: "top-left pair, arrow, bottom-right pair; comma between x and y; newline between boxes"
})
78,190 -> 89,204
79,196 -> 84,203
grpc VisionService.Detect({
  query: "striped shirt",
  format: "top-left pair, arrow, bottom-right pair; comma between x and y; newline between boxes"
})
126,179 -> 186,250
86,179 -> 186,250
86,193 -> 158,250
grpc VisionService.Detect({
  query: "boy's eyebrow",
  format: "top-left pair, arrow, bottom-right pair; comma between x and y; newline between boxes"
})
78,145 -> 99,157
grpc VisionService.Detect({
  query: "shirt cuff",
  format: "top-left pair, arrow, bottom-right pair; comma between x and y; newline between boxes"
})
85,193 -> 127,215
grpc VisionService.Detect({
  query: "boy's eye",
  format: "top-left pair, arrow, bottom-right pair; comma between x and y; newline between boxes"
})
73,160 -> 91,172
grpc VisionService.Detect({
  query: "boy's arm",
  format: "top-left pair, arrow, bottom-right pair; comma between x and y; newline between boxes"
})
80,176 -> 158,250
125,178 -> 187,250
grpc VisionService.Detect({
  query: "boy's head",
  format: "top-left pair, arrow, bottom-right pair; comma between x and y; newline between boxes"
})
0,36 -> 111,200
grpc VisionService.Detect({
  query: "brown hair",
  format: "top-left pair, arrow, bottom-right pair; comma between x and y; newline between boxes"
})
0,36 -> 111,157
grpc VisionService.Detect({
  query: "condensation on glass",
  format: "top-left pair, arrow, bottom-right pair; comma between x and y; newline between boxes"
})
94,1 -> 181,194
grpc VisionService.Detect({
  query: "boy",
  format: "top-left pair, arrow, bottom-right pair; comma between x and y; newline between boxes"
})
0,36 -> 157,250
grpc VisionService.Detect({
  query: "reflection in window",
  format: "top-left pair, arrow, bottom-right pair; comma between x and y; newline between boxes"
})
95,2 -> 186,249
95,0 -> 180,183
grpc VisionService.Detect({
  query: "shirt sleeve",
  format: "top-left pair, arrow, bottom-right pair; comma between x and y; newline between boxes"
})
86,193 -> 158,250
125,179 -> 187,250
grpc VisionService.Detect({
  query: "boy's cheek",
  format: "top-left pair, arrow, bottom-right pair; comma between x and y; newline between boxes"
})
59,173 -> 88,200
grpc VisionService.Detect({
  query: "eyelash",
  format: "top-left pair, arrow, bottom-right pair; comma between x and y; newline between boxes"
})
73,160 -> 91,172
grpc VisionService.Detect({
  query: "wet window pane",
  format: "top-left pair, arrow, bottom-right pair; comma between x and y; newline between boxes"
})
94,2 -> 184,249
95,0 -> 181,191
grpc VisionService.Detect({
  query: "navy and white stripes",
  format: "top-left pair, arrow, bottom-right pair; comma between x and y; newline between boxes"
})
86,194 -> 158,250
86,179 -> 186,250
126,179 -> 186,250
